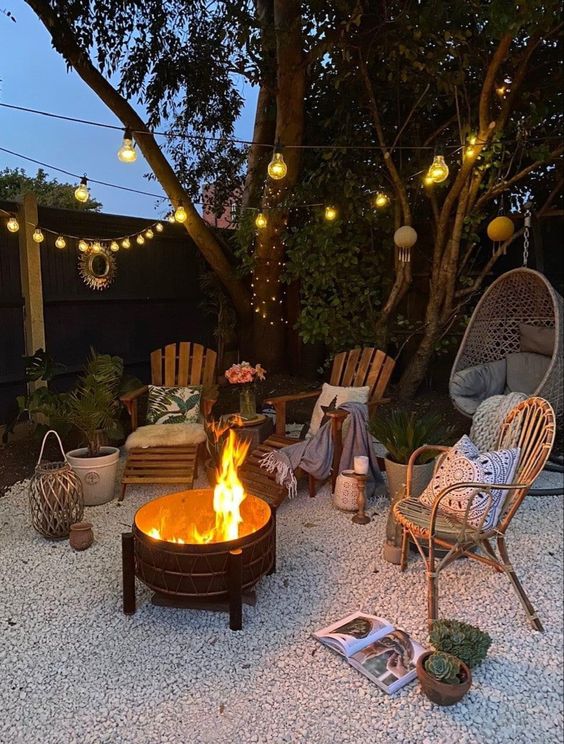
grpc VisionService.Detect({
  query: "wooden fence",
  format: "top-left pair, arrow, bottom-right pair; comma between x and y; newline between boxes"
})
0,196 -> 214,425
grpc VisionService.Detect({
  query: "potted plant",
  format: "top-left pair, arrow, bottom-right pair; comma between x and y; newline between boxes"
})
429,619 -> 492,670
369,409 -> 454,564
416,650 -> 472,706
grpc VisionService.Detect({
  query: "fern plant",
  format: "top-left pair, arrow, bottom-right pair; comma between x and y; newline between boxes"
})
369,408 -> 454,465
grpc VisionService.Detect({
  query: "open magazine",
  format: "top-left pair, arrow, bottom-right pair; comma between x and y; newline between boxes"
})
313,610 -> 425,694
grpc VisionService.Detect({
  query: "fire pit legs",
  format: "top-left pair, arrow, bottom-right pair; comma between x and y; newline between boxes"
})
228,548 -> 243,630
122,532 -> 136,615
267,509 -> 276,575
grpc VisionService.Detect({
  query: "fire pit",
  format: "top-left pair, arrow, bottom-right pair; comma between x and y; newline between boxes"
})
121,430 -> 275,629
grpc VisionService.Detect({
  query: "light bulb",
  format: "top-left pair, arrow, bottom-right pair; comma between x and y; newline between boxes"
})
255,212 -> 267,229
374,192 -> 390,208
121,238 -> 131,249
267,149 -> 287,180
145,228 -> 154,239
464,145 -> 476,159
167,212 -> 176,223
155,222 -> 164,232
92,241 -> 103,253
428,155 -> 449,183
110,241 -> 120,252
423,174 -> 434,187
117,128 -> 137,163
174,205 -> 187,223
32,228 -> 44,243
136,234 -> 145,245
74,176 -> 89,203
55,235 -> 66,249
324,205 -> 338,222
78,240 -> 89,253
6,215 -> 19,233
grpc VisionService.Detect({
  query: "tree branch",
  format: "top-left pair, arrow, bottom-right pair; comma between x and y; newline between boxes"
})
479,33 -> 513,132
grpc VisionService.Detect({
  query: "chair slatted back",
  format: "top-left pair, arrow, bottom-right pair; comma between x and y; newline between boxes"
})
150,342 -> 217,388
495,397 -> 555,529
330,348 -> 395,403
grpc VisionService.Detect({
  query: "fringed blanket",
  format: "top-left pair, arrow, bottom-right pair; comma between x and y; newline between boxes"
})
260,401 -> 382,498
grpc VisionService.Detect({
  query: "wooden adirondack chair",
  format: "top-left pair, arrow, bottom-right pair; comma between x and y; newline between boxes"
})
240,348 -> 395,510
119,342 -> 217,500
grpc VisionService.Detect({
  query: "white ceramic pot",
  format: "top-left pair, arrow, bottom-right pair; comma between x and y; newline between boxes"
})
66,446 -> 119,506
383,456 -> 435,563
333,469 -> 359,512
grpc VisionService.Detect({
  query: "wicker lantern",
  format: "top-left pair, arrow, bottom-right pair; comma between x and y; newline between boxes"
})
29,431 -> 84,538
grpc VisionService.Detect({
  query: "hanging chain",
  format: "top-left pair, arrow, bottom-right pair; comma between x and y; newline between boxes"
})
523,202 -> 532,267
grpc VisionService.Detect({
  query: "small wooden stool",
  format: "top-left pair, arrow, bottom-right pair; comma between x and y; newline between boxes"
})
120,446 -> 198,501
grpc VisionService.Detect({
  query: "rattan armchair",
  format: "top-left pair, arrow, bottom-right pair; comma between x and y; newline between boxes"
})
393,397 -> 556,631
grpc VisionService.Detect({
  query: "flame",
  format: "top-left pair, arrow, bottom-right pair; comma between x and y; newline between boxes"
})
142,429 -> 250,544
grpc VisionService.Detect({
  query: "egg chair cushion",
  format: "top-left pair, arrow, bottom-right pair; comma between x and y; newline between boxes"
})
519,324 -> 555,357
506,352 -> 551,395
450,358 -> 507,416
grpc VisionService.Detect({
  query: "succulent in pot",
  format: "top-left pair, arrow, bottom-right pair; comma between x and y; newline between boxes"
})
416,650 -> 472,706
369,409 -> 455,564
429,619 -> 492,669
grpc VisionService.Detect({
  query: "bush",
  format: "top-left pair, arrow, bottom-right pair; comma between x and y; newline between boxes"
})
430,619 -> 492,669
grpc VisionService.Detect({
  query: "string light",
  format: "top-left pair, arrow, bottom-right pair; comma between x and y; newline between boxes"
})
74,176 -> 90,203
255,212 -> 268,229
55,235 -> 66,249
174,205 -> 187,223
78,240 -> 89,252
423,173 -> 434,187
267,144 -> 287,180
6,215 -> 19,232
167,212 -> 176,223
117,128 -> 137,163
428,155 -> 449,183
324,205 -> 338,221
145,228 -> 154,239
136,234 -> 145,245
121,238 -> 131,249
373,192 -> 390,208
92,241 -> 103,253
110,241 -> 120,252
155,222 -> 164,232
32,228 -> 44,243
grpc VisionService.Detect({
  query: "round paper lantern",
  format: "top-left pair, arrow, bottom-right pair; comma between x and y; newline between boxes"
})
487,216 -> 514,242
394,225 -> 418,249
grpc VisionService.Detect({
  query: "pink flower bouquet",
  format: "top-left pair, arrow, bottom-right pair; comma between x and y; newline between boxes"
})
224,361 -> 266,385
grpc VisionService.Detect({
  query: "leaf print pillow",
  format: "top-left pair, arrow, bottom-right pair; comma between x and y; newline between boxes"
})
146,385 -> 202,425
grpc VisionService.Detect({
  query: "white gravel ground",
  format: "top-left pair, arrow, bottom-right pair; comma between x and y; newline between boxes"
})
1,462 -> 562,744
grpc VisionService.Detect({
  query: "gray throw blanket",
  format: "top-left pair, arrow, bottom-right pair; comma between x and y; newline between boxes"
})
260,401 -> 382,498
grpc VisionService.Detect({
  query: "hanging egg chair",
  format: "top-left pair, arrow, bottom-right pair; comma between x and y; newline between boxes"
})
450,268 -> 563,424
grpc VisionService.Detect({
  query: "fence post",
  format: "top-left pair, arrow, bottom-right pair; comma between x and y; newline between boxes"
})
18,192 -> 46,392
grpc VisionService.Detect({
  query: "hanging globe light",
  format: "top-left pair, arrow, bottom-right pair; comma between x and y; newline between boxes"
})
167,212 -> 176,223
428,155 -> 449,183
487,216 -> 515,242
74,176 -> 90,203
145,228 -> 154,239
32,228 -> 45,243
394,225 -> 418,263
174,205 -> 187,223
267,144 -> 287,180
136,234 -> 145,245
117,128 -> 137,163
121,238 -> 131,249
110,241 -> 120,252
91,241 -> 103,254
55,236 -> 66,249
78,240 -> 89,253
155,222 -> 164,233
324,205 -> 338,222
255,212 -> 267,229
6,215 -> 19,232
373,192 -> 390,209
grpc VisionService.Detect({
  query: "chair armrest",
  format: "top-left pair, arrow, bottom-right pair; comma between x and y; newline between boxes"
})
368,397 -> 391,412
202,397 -> 218,418
264,389 -> 321,436
120,385 -> 148,432
406,445 -> 450,499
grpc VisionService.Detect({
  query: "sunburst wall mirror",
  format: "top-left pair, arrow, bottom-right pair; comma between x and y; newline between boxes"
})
78,248 -> 117,290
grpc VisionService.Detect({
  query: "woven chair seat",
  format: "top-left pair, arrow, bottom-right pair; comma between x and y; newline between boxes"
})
394,498 -> 480,542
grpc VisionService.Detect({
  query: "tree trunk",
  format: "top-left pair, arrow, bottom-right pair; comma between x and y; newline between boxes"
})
252,0 -> 306,370
25,0 -> 251,322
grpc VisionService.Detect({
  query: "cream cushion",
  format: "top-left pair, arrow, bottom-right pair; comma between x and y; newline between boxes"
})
125,422 -> 206,450
308,383 -> 370,437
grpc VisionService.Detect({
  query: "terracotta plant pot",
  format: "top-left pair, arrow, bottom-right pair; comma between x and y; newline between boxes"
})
416,651 -> 472,706
69,521 -> 94,551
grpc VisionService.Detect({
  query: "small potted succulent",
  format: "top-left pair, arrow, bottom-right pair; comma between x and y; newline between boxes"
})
416,650 -> 472,706
369,409 -> 454,564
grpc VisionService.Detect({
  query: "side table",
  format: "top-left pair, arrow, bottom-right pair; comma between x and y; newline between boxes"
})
230,413 -> 274,449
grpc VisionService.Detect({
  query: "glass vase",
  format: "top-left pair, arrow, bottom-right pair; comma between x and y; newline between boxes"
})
239,386 -> 257,420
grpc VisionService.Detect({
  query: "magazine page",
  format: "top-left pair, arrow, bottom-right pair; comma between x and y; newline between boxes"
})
348,629 -> 425,694
313,611 -> 394,657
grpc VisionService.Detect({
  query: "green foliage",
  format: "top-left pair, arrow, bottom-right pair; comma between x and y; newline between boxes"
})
369,408 -> 455,464
430,619 -> 492,669
0,168 -> 102,210
424,652 -> 462,685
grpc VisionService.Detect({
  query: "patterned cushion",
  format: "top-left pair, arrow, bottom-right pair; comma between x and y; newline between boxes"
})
419,435 -> 520,530
146,385 -> 202,425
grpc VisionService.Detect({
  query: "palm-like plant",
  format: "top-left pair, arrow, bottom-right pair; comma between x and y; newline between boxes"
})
370,409 -> 454,465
